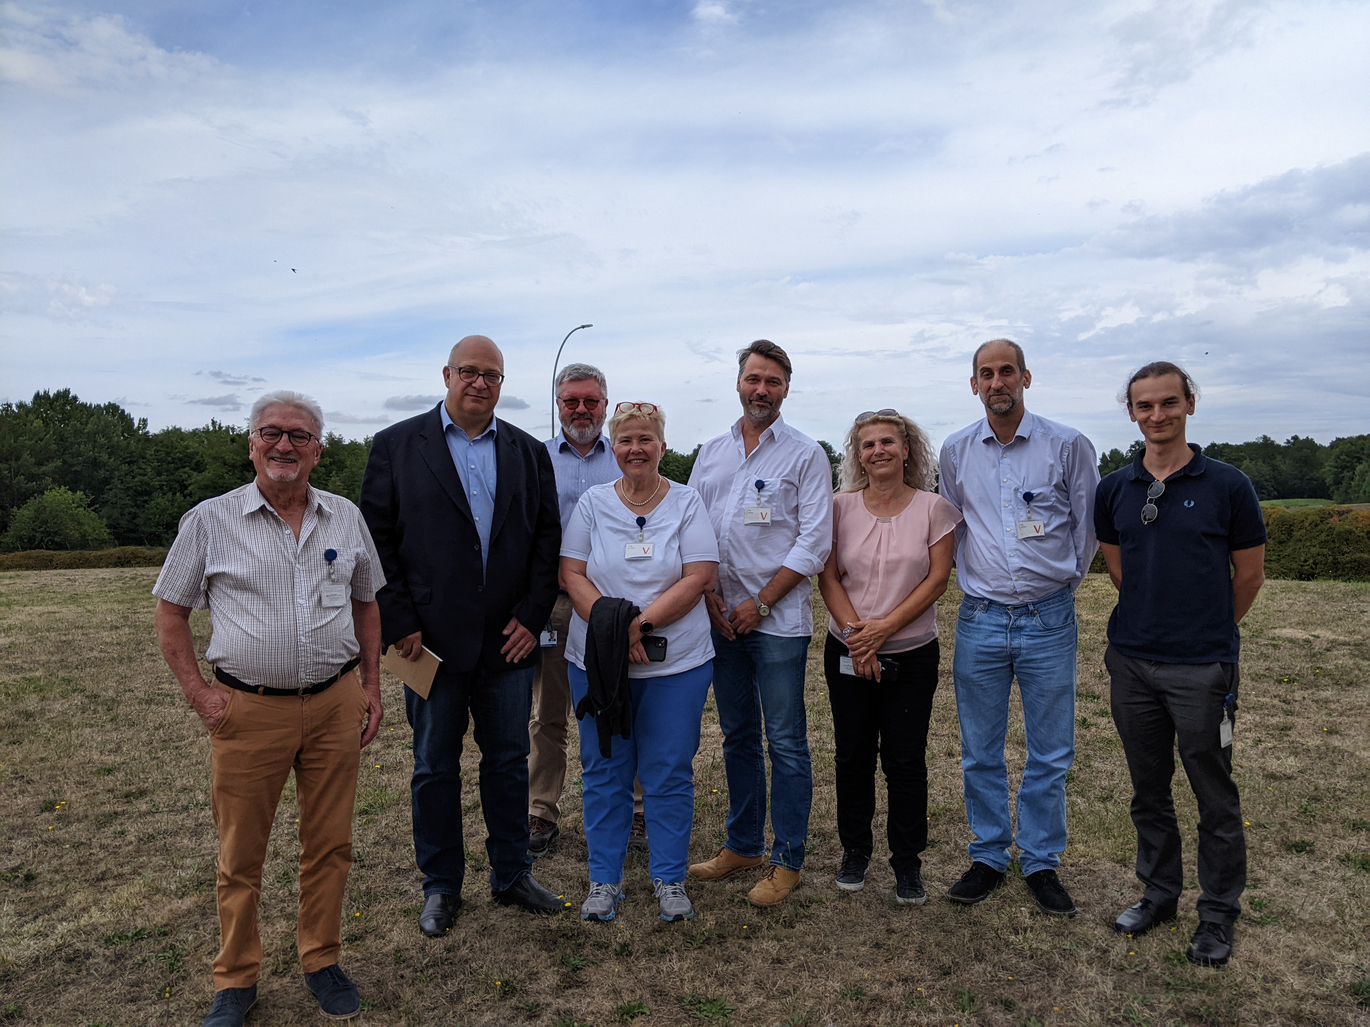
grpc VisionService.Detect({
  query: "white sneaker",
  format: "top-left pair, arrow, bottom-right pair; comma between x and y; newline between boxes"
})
580,881 -> 625,921
653,879 -> 696,922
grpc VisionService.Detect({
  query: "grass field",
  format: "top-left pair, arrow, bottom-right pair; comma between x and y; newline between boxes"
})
1,568 -> 1368,1027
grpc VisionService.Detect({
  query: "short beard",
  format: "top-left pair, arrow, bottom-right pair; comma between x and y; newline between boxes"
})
264,461 -> 301,482
742,401 -> 779,428
562,419 -> 603,447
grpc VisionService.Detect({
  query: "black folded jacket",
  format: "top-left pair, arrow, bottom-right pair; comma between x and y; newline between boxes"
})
576,595 -> 640,758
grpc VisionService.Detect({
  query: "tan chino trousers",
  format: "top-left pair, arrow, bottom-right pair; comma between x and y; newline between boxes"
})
208,670 -> 367,990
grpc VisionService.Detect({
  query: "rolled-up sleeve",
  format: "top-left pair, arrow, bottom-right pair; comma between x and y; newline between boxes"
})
152,509 -> 210,609
782,445 -> 834,577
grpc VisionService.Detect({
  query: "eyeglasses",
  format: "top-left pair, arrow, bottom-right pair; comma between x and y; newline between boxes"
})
559,396 -> 603,410
856,408 -> 900,422
447,364 -> 506,387
254,425 -> 319,447
1140,479 -> 1165,524
614,402 -> 659,416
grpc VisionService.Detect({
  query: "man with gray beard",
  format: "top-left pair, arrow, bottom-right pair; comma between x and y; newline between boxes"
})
528,363 -> 629,855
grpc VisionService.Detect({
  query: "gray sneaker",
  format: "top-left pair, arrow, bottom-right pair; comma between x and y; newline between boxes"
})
580,881 -> 624,921
653,879 -> 696,922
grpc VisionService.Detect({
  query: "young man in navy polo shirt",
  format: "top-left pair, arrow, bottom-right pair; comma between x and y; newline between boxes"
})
1094,362 -> 1266,968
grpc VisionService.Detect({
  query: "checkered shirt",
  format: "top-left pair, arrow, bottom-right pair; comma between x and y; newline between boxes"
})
153,482 -> 385,689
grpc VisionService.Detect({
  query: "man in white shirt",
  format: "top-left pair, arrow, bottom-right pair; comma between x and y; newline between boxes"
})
937,339 -> 1099,917
687,340 -> 834,907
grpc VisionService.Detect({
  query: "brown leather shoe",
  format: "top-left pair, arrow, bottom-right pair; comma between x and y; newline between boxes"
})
748,865 -> 801,906
687,847 -> 767,881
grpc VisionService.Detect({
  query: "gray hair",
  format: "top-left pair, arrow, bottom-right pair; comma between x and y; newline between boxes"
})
555,362 -> 608,396
250,390 -> 325,435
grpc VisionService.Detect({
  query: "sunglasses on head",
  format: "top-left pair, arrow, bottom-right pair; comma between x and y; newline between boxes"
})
856,408 -> 900,422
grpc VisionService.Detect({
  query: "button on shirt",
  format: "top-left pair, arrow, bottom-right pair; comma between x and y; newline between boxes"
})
152,482 -> 384,689
688,414 -> 834,636
938,411 -> 1100,606
545,432 -> 620,535
441,404 -> 497,569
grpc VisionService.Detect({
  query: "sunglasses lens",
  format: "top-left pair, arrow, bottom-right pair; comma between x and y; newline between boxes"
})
1141,503 -> 1158,524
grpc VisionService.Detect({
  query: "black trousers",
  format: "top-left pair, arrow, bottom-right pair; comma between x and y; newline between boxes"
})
823,634 -> 939,874
1106,645 -> 1246,924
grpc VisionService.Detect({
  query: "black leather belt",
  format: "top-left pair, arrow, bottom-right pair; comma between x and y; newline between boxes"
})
214,658 -> 360,697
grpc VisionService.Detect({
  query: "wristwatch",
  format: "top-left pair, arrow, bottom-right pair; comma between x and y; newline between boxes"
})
638,619 -> 654,635
755,597 -> 771,617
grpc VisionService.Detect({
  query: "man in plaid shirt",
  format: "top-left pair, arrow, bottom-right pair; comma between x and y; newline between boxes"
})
154,390 -> 384,1027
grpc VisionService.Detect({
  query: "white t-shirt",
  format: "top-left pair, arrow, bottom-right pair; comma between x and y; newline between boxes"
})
561,481 -> 720,678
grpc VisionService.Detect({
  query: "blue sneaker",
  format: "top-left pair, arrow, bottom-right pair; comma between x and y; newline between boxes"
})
303,963 -> 361,1020
202,984 -> 257,1027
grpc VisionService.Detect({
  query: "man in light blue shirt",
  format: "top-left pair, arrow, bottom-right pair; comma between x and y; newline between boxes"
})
528,363 -> 623,857
440,403 -> 497,567
937,339 -> 1099,916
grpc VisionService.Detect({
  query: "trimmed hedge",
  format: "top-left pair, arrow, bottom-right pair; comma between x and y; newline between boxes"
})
1262,505 -> 1370,582
0,546 -> 169,571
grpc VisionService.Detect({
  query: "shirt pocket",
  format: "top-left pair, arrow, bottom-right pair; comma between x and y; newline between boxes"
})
758,476 -> 800,527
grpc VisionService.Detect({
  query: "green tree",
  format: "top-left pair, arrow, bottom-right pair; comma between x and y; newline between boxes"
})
1326,435 -> 1370,503
660,445 -> 701,484
817,440 -> 841,489
1099,441 -> 1145,477
1,487 -> 113,552
314,433 -> 373,502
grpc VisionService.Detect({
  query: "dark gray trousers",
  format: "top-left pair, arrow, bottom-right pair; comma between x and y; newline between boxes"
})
1105,645 -> 1246,925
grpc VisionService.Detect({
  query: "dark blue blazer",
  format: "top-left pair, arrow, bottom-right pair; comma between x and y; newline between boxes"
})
359,404 -> 561,674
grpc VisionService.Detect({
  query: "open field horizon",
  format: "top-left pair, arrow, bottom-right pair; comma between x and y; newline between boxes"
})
1,568 -> 1367,1026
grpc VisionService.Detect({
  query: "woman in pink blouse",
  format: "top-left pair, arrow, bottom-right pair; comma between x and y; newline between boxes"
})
816,409 -> 962,904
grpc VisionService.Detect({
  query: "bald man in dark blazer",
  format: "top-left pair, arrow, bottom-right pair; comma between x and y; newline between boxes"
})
360,335 -> 564,935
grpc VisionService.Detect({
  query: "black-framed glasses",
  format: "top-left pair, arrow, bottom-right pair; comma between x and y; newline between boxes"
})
447,364 -> 506,386
856,408 -> 900,422
1141,479 -> 1165,524
558,396 -> 603,410
254,425 -> 318,447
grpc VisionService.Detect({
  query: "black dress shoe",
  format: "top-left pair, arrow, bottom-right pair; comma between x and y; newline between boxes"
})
419,893 -> 462,937
1113,897 -> 1179,936
1187,920 -> 1233,967
1024,869 -> 1077,916
492,873 -> 568,914
945,861 -> 1006,905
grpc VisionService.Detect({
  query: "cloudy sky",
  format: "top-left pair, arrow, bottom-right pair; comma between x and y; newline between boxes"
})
2,0 -> 1367,455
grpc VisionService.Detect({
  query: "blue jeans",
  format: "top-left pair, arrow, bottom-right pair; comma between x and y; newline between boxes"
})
952,588 -> 1078,877
405,665 -> 535,896
569,661 -> 713,884
711,630 -> 813,870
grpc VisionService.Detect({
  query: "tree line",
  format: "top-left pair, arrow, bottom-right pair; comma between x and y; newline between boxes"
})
1,389 -> 1366,552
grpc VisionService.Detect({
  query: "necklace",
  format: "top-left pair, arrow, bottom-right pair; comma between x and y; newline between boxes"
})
619,475 -> 664,507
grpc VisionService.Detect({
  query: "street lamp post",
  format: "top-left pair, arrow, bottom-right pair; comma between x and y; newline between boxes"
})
551,323 -> 593,428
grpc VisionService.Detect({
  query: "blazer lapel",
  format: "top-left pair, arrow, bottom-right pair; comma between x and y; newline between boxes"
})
491,419 -> 517,541
417,407 -> 476,526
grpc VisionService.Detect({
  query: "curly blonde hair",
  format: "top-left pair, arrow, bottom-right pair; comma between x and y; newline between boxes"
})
837,412 -> 936,492
606,403 -> 667,445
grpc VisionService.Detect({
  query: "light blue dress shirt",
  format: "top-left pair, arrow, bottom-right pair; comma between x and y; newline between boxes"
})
937,410 -> 1099,606
441,404 -> 498,571
544,432 -> 620,535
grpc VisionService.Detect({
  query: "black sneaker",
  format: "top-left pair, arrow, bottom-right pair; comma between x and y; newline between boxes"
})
1024,869 -> 1077,916
1187,921 -> 1233,967
835,851 -> 870,892
303,963 -> 361,1021
528,815 -> 560,858
945,861 -> 1006,905
894,868 -> 927,906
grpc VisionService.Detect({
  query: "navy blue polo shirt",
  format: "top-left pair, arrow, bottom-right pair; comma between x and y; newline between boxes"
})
1094,444 -> 1265,664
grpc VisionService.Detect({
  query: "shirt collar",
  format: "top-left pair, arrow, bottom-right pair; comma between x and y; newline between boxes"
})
440,402 -> 498,442
243,481 -> 326,517
555,432 -> 608,455
977,409 -> 1035,445
730,412 -> 785,445
1127,442 -> 1206,481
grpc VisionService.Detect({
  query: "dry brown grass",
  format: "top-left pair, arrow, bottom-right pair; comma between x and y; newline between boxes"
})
1,568 -> 1367,1027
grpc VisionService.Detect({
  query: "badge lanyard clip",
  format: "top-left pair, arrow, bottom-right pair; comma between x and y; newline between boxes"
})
324,547 -> 337,581
1022,491 -> 1035,520
636,515 -> 646,543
